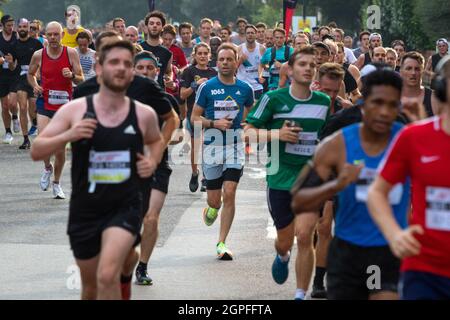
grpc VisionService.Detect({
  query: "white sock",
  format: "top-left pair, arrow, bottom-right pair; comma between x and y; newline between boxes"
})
279,251 -> 290,262
295,289 -> 306,300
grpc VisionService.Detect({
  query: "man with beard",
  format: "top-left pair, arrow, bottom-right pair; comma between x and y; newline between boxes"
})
355,33 -> 383,70
141,11 -> 173,89
31,39 -> 163,300
11,18 -> 43,149
28,21 -> 84,199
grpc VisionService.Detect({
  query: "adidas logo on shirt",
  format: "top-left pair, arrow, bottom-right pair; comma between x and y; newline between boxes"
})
124,125 -> 136,135
281,105 -> 290,112
236,90 -> 241,96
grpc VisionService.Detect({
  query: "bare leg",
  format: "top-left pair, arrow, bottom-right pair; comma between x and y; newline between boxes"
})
17,91 -> 29,136
37,115 -> 51,167
76,256 -> 100,300
218,181 -> 238,243
1,96 -> 11,131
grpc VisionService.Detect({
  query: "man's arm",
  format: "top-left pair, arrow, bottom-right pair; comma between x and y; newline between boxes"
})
159,108 -> 180,148
278,63 -> 289,88
27,50 -> 43,94
291,133 -> 363,213
68,47 -> 85,84
165,56 -> 174,79
354,54 -> 365,70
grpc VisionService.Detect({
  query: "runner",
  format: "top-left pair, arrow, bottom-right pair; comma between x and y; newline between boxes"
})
355,33 -> 383,70
425,38 -> 449,89
12,18 -> 43,149
27,21 -> 84,199
208,36 -> 222,71
245,46 -> 331,300
180,43 -> 217,193
259,28 -> 294,91
125,26 -> 140,45
231,18 -> 247,46
73,31 -> 179,298
332,28 -> 356,64
368,56 -> 450,300
61,5 -> 85,48
352,31 -> 370,59
392,40 -> 406,72
176,23 -> 195,64
30,39 -> 163,300
162,24 -> 188,72
141,11 -> 173,88
30,19 -> 48,47
278,33 -> 311,88
194,18 -> 213,45
76,31 -> 97,80
292,68 -> 412,300
344,36 -> 353,50
112,17 -> 126,37
220,26 -> 232,44
237,25 -> 266,100
335,42 -> 362,103
0,14 -> 20,144
386,48 -> 398,70
255,23 -> 267,45
191,43 -> 254,260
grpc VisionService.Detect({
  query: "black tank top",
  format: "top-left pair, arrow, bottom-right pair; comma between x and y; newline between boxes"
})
70,95 -> 144,215
432,53 -> 442,72
343,63 -> 358,94
363,52 -> 371,68
423,87 -> 433,117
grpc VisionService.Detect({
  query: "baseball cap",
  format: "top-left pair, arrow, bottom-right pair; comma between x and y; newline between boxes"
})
1,15 -> 14,25
436,38 -> 448,46
369,33 -> 382,42
312,42 -> 331,55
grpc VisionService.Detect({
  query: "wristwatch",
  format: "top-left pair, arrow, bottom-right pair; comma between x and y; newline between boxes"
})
210,120 -> 214,128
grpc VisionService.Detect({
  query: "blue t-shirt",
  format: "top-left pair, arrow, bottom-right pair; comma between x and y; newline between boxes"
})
195,76 -> 254,145
335,122 -> 410,247
260,46 -> 294,89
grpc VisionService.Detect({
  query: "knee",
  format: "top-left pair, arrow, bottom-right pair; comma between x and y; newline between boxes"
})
207,197 -> 222,209
317,221 -> 332,239
97,267 -> 119,289
296,226 -> 315,248
222,187 -> 236,206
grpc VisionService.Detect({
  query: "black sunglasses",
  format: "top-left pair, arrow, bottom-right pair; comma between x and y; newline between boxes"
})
30,26 -> 38,31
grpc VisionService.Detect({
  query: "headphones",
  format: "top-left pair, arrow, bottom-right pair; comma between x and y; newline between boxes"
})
434,55 -> 450,103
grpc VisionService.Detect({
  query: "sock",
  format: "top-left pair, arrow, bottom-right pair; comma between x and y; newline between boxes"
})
137,261 -> 147,271
314,267 -> 326,288
45,164 -> 52,170
23,135 -> 29,142
32,118 -> 37,126
120,274 -> 133,284
53,181 -> 59,185
5,128 -> 12,134
295,289 -> 306,300
12,114 -> 18,120
279,251 -> 290,263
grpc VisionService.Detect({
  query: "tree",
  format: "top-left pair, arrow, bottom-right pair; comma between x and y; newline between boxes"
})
416,0 -> 450,49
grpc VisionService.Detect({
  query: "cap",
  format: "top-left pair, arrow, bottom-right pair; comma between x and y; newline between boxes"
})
1,15 -> 14,25
369,33 -> 382,42
436,38 -> 449,46
312,42 -> 331,55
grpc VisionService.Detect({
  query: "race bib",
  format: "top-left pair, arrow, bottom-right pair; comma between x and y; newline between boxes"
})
245,66 -> 259,80
285,132 -> 318,156
88,150 -> 131,185
262,70 -> 270,78
355,167 -> 403,204
20,65 -> 29,76
214,99 -> 239,120
426,186 -> 450,231
48,90 -> 70,105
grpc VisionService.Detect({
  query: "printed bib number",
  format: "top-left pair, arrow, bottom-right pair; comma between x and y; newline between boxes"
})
355,167 -> 403,204
285,132 -> 317,156
88,150 -> 131,185
426,186 -> 450,231
20,65 -> 29,76
262,70 -> 270,78
48,90 -> 70,105
214,99 -> 239,120
245,66 -> 259,79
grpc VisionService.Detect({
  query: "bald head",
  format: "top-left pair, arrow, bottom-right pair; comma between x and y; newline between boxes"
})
46,21 -> 63,33
373,47 -> 387,63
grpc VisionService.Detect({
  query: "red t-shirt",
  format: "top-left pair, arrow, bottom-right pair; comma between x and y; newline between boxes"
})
170,44 -> 188,70
379,117 -> 450,279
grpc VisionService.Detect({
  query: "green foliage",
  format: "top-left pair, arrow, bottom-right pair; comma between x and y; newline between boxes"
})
250,4 -> 282,28
415,0 -> 450,49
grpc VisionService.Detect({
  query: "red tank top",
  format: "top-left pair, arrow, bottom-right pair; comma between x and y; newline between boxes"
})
41,46 -> 73,111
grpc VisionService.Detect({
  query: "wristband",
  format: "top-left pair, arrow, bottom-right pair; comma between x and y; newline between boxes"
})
190,81 -> 198,91
210,120 -> 214,128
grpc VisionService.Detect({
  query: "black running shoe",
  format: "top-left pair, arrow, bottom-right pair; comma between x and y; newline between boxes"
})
135,267 -> 153,286
189,171 -> 199,192
311,285 -> 327,299
19,139 -> 31,150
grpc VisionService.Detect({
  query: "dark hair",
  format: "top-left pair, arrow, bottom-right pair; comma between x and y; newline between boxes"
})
217,43 -> 238,60
162,24 -> 176,37
312,42 -> 331,55
95,30 -> 120,52
145,10 -> 166,27
318,26 -> 331,35
236,18 -> 248,25
1,15 -> 14,25
98,39 -> 135,65
76,31 -> 91,42
391,39 -> 406,49
362,67 -> 403,99
328,21 -> 338,29
359,31 -> 370,41
401,51 -> 425,68
319,62 -> 345,81
245,25 -> 257,33
322,34 -> 335,42
179,22 -> 193,34
288,46 -> 316,67
221,26 -> 232,35
113,17 -> 125,28
273,28 -> 286,36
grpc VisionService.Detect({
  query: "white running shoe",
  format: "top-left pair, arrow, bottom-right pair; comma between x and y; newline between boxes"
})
40,165 -> 53,191
52,183 -> 66,199
3,132 -> 13,144
13,118 -> 20,133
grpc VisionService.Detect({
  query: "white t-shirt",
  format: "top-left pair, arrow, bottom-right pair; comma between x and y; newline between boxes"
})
76,47 -> 96,80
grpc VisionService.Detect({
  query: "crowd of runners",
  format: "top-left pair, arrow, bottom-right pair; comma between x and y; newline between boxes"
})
1,4 -> 450,300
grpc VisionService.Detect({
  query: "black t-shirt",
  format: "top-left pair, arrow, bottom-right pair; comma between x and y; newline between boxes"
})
180,65 -> 217,110
15,37 -> 43,73
0,31 -> 18,78
343,63 -> 358,94
140,42 -> 172,88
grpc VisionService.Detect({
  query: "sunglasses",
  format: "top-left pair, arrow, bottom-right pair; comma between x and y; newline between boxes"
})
30,27 -> 38,31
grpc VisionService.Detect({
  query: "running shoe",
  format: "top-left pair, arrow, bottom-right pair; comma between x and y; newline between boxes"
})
19,139 -> 31,150
311,285 -> 327,299
216,242 -> 233,260
12,118 -> 20,133
200,178 -> 207,192
245,143 -> 253,155
40,165 -> 53,191
189,170 -> 199,192
271,254 -> 290,285
203,207 -> 219,226
28,125 -> 38,136
3,132 -> 13,144
52,183 -> 66,199
135,267 -> 153,286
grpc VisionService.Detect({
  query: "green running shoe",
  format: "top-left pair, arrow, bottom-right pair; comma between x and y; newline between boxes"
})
216,242 -> 233,260
203,207 -> 219,226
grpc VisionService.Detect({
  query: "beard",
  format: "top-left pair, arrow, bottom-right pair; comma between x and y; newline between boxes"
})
18,31 -> 28,39
149,31 -> 161,40
102,73 -> 131,92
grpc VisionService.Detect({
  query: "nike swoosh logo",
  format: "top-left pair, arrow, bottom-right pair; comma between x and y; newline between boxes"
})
421,156 -> 440,164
